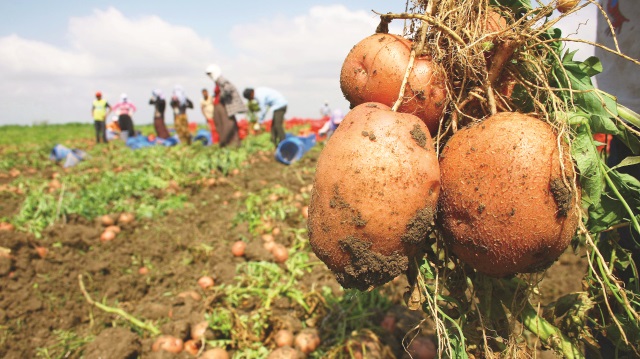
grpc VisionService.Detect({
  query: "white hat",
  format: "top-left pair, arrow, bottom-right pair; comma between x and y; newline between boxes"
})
205,64 -> 221,81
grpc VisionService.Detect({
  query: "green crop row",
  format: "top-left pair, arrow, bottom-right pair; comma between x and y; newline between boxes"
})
4,133 -> 274,237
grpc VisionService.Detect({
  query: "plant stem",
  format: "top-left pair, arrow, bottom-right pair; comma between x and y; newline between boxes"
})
617,104 -> 640,130
494,278 -> 583,359
599,161 -> 640,239
378,12 -> 466,46
518,301 -> 583,359
596,90 -> 640,129
78,274 -> 160,336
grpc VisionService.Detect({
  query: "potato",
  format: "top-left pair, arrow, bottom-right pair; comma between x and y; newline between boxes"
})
199,348 -> 230,359
309,102 -> 440,290
485,10 -> 507,34
438,112 -> 580,277
407,336 -> 437,359
340,33 -> 447,135
294,328 -> 320,354
267,346 -> 304,359
557,0 -> 579,13
274,329 -> 294,347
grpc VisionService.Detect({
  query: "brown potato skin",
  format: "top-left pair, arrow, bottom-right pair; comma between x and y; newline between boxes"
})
557,0 -> 579,13
340,34 -> 447,136
438,113 -> 580,277
308,102 -> 440,290
485,10 -> 508,34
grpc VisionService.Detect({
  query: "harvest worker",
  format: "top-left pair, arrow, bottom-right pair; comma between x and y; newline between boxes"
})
170,85 -> 194,145
149,89 -> 170,139
318,108 -> 344,140
111,93 -> 137,139
205,64 -> 247,147
91,91 -> 111,144
200,88 -> 219,144
243,87 -> 288,147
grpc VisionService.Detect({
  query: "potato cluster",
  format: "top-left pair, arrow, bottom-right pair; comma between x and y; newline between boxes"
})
309,29 -> 581,287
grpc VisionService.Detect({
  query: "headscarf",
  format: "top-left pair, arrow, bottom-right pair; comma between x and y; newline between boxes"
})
331,109 -> 344,125
206,64 -> 222,82
173,85 -> 186,106
120,93 -> 128,102
152,89 -> 164,100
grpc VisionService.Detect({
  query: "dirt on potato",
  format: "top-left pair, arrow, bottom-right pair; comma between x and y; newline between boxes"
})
337,236 -> 409,291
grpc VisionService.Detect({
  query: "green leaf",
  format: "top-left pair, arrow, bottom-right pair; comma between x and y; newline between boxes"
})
490,0 -> 532,17
511,84 -> 535,113
610,156 -> 640,171
553,52 -> 619,122
589,115 -> 620,135
588,168 -> 640,233
579,56 -> 604,77
572,125 -> 604,208
420,259 -> 435,280
614,120 -> 640,155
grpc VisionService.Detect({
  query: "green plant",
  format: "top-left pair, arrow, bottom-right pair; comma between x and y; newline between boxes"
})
35,329 -> 94,359
232,187 -> 298,234
311,1 -> 640,358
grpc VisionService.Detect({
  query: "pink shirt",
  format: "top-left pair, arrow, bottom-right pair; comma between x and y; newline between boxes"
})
112,102 -> 137,116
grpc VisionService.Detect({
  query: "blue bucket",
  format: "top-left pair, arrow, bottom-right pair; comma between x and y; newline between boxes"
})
162,136 -> 179,147
126,135 -> 155,150
275,133 -> 316,165
193,129 -> 212,146
50,144 -> 71,162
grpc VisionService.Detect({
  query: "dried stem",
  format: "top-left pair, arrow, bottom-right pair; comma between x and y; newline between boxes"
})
78,274 -> 160,336
377,12 -> 466,46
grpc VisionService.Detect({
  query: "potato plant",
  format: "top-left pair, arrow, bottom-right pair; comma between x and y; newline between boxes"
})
308,0 -> 640,357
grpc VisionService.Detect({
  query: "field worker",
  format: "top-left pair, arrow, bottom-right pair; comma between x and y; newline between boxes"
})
205,64 -> 246,147
106,115 -> 120,141
111,93 -> 137,139
318,108 -> 344,140
149,89 -> 170,139
320,101 -> 331,120
243,87 -> 288,147
91,91 -> 111,144
170,85 -> 194,145
200,88 -> 219,143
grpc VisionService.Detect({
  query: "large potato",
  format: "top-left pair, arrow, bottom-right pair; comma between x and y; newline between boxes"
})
308,102 -> 440,290
340,33 -> 448,135
438,112 -> 580,277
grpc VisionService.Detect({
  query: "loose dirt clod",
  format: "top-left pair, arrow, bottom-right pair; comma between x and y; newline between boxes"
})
550,177 -> 573,217
338,237 -> 409,291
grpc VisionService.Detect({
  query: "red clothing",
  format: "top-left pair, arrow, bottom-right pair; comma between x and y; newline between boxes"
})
214,85 -> 221,105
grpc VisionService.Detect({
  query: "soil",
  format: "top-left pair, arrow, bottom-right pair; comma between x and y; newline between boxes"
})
338,236 -> 409,291
0,144 -> 588,358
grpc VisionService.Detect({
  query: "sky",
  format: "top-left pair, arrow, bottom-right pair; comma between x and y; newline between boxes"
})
0,1 -> 597,126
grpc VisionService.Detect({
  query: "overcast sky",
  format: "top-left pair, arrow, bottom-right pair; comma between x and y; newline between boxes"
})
0,1 -> 596,126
